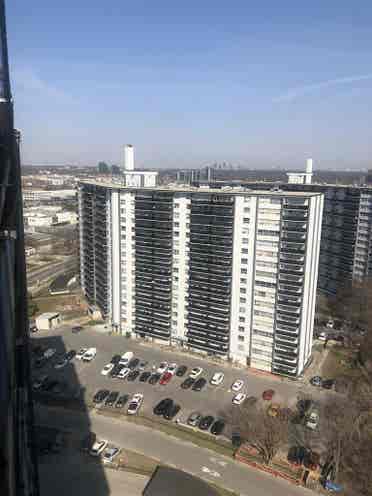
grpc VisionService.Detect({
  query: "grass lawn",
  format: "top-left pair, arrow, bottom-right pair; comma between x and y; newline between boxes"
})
321,345 -> 360,379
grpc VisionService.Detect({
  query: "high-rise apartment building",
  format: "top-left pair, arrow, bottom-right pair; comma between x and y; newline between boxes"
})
78,181 -> 323,378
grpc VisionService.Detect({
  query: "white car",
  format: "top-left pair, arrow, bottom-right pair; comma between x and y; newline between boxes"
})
102,446 -> 120,464
119,351 -> 133,366
167,363 -> 177,375
118,367 -> 130,379
189,367 -> 203,379
82,347 -> 97,362
101,363 -> 114,376
89,439 -> 108,457
231,379 -> 244,392
318,331 -> 327,341
127,393 -> 143,415
306,411 -> 319,430
76,348 -> 88,360
326,319 -> 334,329
157,362 -> 168,374
43,348 -> 56,359
232,393 -> 247,405
210,372 -> 224,386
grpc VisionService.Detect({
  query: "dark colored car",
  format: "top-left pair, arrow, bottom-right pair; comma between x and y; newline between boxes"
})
138,361 -> 148,371
199,415 -> 214,431
164,403 -> 180,420
192,378 -> 207,392
81,432 -> 96,452
288,446 -> 306,466
176,365 -> 188,377
322,379 -> 335,390
34,356 -> 48,369
110,364 -> 124,378
187,411 -> 202,427
127,370 -> 140,382
65,350 -> 76,361
43,379 -> 59,392
149,373 -> 161,385
211,419 -> 225,436
129,358 -> 140,370
297,399 -> 314,417
116,394 -> 129,408
72,326 -> 83,334
111,354 -> 122,365
139,371 -> 151,382
232,432 -> 243,447
32,345 -> 45,356
105,391 -> 119,406
181,377 -> 195,389
51,381 -> 67,395
93,389 -> 110,404
154,398 -> 173,416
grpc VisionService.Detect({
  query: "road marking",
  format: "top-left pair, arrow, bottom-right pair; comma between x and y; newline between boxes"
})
210,457 -> 228,467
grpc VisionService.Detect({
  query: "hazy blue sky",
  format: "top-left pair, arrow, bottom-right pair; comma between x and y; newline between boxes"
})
7,1 -> 372,169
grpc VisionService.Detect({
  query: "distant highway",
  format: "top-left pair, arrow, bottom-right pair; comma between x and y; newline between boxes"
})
27,258 -> 77,287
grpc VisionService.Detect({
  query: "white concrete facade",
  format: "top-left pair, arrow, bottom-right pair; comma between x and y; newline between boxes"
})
78,182 -> 323,378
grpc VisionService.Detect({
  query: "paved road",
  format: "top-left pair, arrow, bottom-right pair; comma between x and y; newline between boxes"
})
35,404 -> 310,496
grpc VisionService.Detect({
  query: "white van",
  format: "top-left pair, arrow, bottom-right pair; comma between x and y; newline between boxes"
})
82,347 -> 97,362
119,351 -> 133,366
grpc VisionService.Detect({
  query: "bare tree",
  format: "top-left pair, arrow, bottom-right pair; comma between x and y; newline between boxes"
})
232,403 -> 289,465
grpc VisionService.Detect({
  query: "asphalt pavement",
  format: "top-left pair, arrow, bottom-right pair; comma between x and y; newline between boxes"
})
35,404 -> 311,496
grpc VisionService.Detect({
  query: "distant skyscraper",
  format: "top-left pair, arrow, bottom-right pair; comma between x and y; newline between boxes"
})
78,179 -> 323,378
0,1 -> 40,494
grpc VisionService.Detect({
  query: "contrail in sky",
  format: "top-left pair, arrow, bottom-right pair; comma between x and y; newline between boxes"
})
274,74 -> 372,102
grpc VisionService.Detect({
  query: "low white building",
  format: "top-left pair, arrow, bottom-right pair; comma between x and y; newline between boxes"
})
55,211 -> 78,224
26,213 -> 54,227
35,312 -> 61,331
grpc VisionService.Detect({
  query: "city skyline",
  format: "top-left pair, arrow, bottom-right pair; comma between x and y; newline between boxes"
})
8,0 -> 372,168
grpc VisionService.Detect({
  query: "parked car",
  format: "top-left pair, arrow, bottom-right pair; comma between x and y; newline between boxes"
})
82,348 -> 97,362
72,326 -> 83,334
138,360 -> 148,371
129,358 -> 140,370
127,370 -> 140,382
44,348 -> 57,359
93,389 -> 110,404
181,377 -> 195,389
76,348 -> 88,360
326,319 -> 334,329
43,379 -> 59,392
34,356 -> 48,369
167,363 -> 178,375
199,415 -> 214,431
164,403 -> 181,420
105,391 -> 119,407
323,480 -> 343,492
318,331 -> 327,341
115,394 -> 129,408
153,398 -> 173,416
127,393 -> 143,415
101,363 -> 115,376
156,362 -> 168,374
297,399 -> 314,418
287,446 -> 306,466
232,432 -> 243,447
89,439 -> 108,457
267,403 -> 281,417
54,357 -> 68,369
176,365 -> 188,377
310,376 -> 322,387
65,350 -> 76,361
111,354 -> 122,365
159,372 -> 173,385
211,419 -> 225,436
118,367 -> 130,380
210,372 -> 224,386
110,364 -> 124,378
232,393 -> 246,405
103,446 -> 120,464
231,379 -> 244,392
187,411 -> 202,427
119,351 -> 133,367
189,367 -> 203,379
192,378 -> 207,392
149,373 -> 161,385
306,410 -> 319,430
262,389 -> 275,401
139,371 -> 151,382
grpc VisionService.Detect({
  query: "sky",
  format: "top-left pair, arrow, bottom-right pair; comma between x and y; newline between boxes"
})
6,0 -> 372,169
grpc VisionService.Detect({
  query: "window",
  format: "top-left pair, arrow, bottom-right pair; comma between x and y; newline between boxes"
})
241,268 -> 248,274
238,344 -> 245,351
238,335 -> 245,342
242,238 -> 249,244
174,213 -> 180,219
238,326 -> 245,332
174,231 -> 179,237
173,267 -> 179,273
240,288 -> 246,294
239,307 -> 246,313
172,320 -> 177,326
244,207 -> 250,213
173,276 -> 179,282
253,329 -> 273,338
252,348 -> 272,358
258,229 -> 279,236
174,249 -> 179,255
174,203 -> 180,208
240,278 -> 247,284
243,218 -> 250,224
172,303 -> 178,308
174,222 -> 180,227
173,311 -> 178,317
255,290 -> 266,297
240,297 -> 246,303
241,258 -> 248,265
241,248 -> 248,254
239,316 -> 245,323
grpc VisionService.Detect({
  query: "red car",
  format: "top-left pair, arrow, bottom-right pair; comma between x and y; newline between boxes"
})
262,389 -> 275,401
159,372 -> 173,385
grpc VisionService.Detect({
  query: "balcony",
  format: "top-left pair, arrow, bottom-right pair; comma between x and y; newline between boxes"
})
277,304 -> 300,314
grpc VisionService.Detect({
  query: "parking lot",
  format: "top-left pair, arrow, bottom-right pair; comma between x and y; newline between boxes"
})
31,325 -> 327,446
